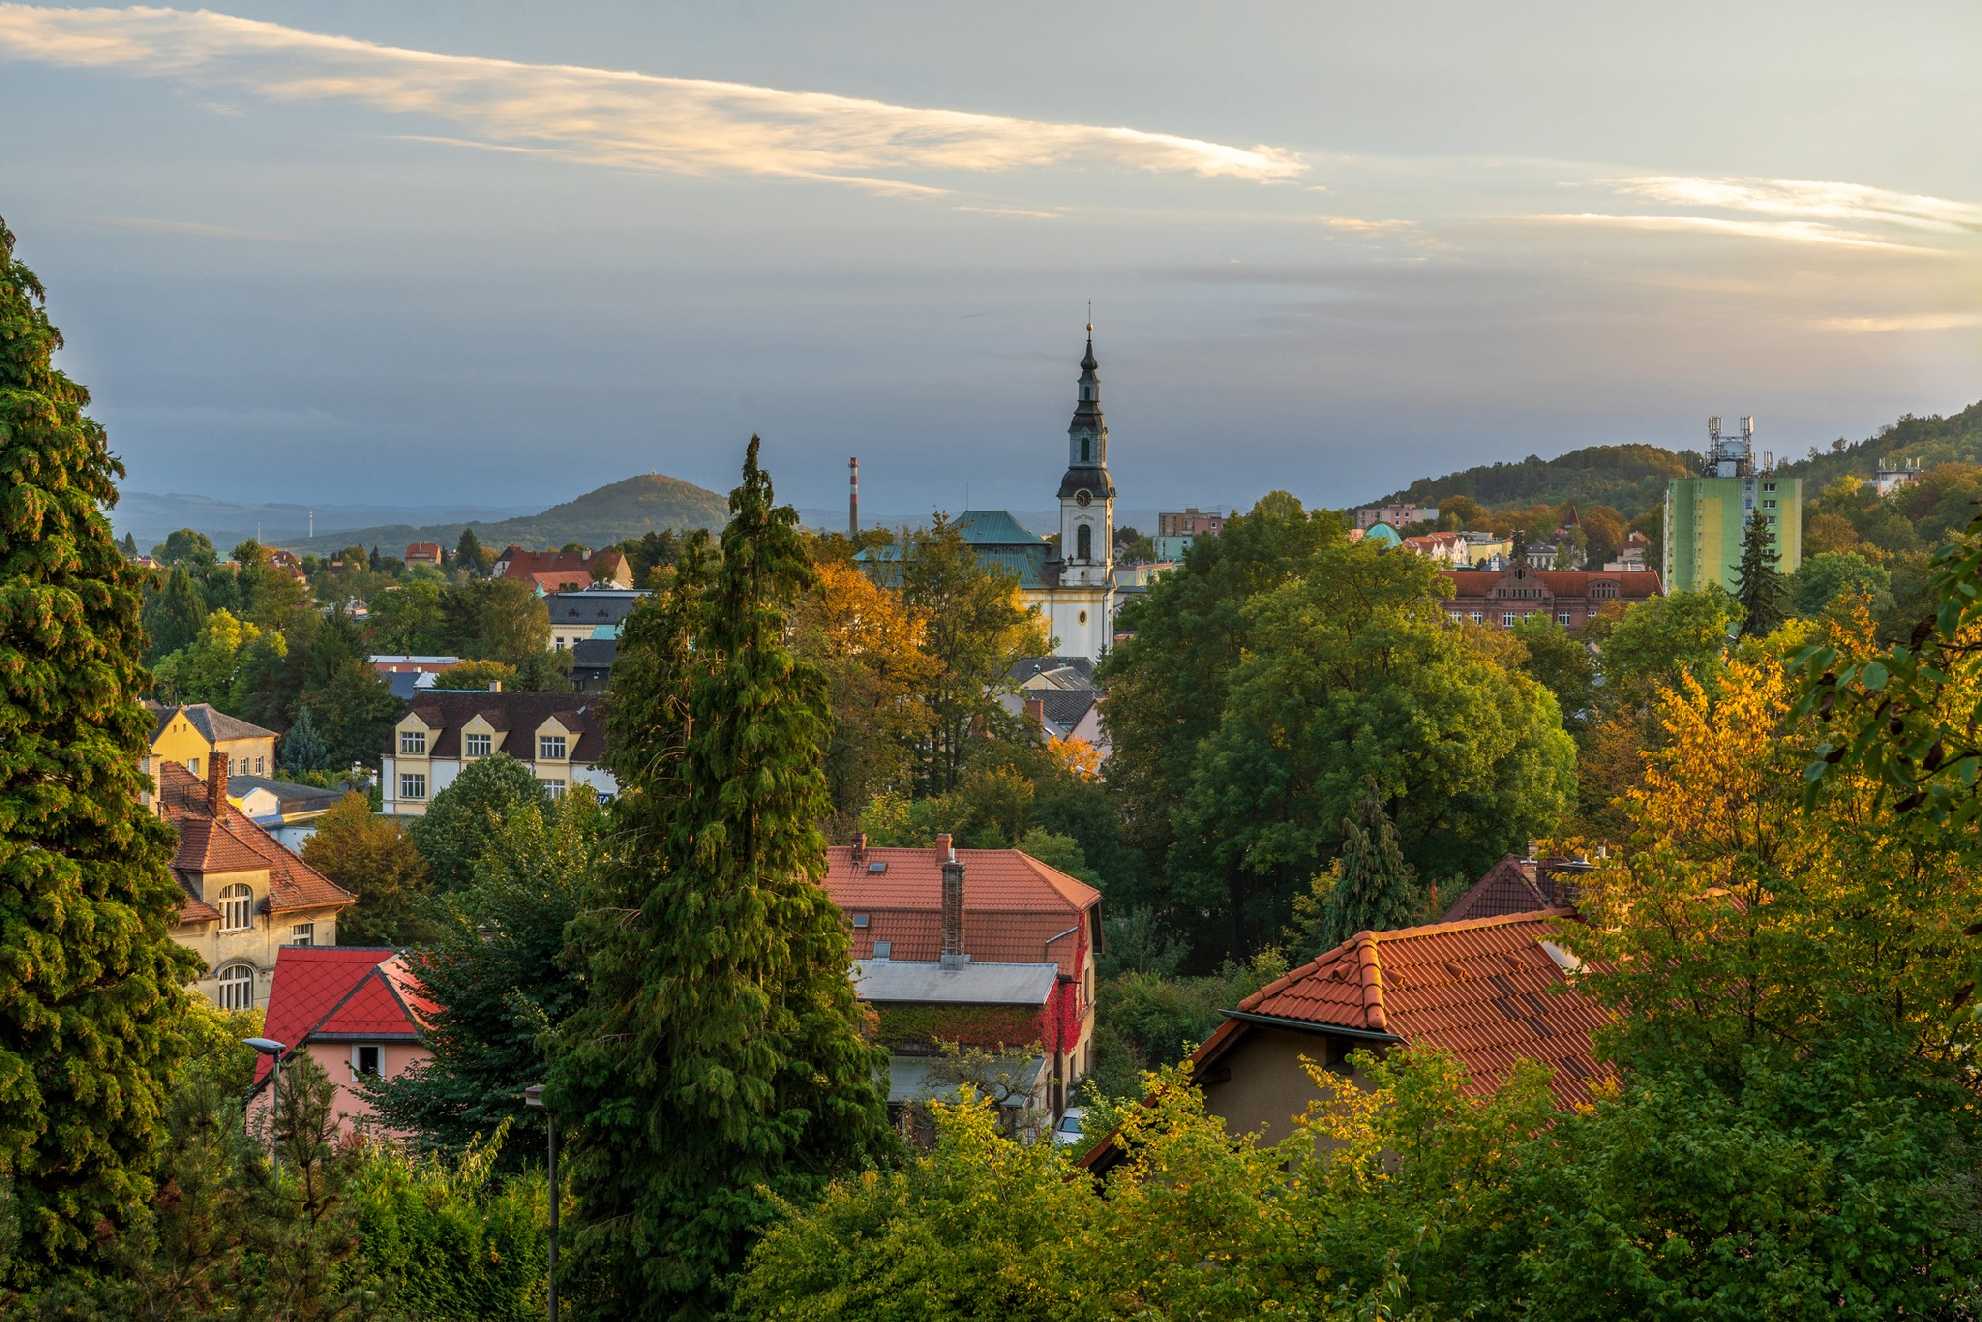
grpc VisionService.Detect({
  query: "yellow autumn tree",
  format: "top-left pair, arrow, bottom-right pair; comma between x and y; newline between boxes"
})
792,559 -> 937,826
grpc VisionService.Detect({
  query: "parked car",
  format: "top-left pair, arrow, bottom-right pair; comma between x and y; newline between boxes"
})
1051,1106 -> 1088,1148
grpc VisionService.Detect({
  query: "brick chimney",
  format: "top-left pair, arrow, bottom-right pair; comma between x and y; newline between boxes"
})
938,835 -> 966,969
1024,696 -> 1046,729
850,831 -> 867,864
207,749 -> 229,817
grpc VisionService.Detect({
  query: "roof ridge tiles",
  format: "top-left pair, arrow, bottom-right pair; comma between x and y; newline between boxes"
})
1354,932 -> 1388,1033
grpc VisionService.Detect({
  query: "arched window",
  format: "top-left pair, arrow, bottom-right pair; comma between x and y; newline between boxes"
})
1080,436 -> 1091,463
215,962 -> 255,1012
1076,524 -> 1093,561
219,882 -> 253,933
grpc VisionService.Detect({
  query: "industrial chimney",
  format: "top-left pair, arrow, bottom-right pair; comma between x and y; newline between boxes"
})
848,456 -> 861,540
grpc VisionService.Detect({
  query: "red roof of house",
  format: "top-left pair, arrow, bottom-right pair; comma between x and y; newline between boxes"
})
253,946 -> 429,1086
405,542 -> 442,559
156,761 -> 355,921
1197,909 -> 1610,1109
823,844 -> 1101,977
1439,853 -> 1589,922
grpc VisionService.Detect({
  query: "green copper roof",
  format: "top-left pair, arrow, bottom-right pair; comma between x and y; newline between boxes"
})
955,509 -> 1046,546
1363,521 -> 1402,548
853,510 -> 1050,588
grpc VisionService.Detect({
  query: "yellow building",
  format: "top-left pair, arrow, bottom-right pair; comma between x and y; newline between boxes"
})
146,702 -> 279,781
153,754 -> 355,1012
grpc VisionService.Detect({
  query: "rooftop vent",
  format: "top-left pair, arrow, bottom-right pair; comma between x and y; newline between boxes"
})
867,861 -> 888,874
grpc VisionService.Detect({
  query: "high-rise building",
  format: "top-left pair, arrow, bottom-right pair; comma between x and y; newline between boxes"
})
1663,416 -> 1802,594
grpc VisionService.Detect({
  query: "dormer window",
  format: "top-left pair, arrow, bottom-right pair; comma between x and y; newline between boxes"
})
539,734 -> 567,761
400,729 -> 426,755
465,732 -> 492,757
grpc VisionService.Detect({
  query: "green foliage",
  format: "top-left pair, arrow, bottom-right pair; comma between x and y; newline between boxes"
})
1377,442 -> 1698,524
1788,549 -> 1893,619
871,1005 -> 1042,1052
303,657 -> 401,770
142,564 -> 207,660
1088,951 -> 1286,1098
452,525 -> 488,574
550,439 -> 894,1313
152,527 -> 217,567
300,792 -> 435,946
1297,781 -> 1424,952
437,577 -> 550,666
260,1053 -> 362,1318
407,753 -> 545,894
431,658 -> 515,690
365,578 -> 447,656
1589,586 -> 1739,714
280,704 -> 331,774
0,216 -> 200,1285
1734,507 -> 1788,638
368,790 -> 601,1160
1510,611 -> 1595,730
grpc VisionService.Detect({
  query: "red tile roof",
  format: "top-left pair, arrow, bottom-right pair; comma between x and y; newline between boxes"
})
1440,567 -> 1664,601
823,844 -> 1101,977
156,762 -> 355,921
1439,854 -> 1589,922
1200,909 -> 1609,1108
253,946 -> 428,1086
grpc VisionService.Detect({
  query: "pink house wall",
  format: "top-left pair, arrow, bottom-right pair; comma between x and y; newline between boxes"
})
248,1039 -> 431,1141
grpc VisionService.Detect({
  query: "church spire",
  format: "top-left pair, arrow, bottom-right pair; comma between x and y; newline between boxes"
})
1068,321 -> 1106,470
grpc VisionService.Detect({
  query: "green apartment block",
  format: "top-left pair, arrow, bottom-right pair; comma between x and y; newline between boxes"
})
1663,473 -> 1802,594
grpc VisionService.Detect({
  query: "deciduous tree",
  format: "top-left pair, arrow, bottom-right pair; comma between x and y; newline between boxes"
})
300,792 -> 435,946
407,753 -> 545,894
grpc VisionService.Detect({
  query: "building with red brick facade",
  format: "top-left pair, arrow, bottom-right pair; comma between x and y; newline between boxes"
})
1440,565 -> 1663,632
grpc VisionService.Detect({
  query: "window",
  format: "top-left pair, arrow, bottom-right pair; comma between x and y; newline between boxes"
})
539,734 -> 567,760
353,1045 -> 382,1077
399,772 -> 427,800
188,756 -> 199,777
554,637 -> 565,651
1080,436 -> 1091,462
290,922 -> 314,947
541,778 -> 567,800
1558,611 -> 1572,627
399,729 -> 426,755
215,962 -> 254,1012
1076,524 -> 1092,561
219,882 -> 253,933
255,755 -> 265,775
1592,581 -> 1619,600
464,732 -> 492,757
1470,610 -> 1484,624
1502,611 -> 1516,628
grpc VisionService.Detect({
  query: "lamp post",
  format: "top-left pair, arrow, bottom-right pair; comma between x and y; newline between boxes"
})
245,1037 -> 287,1172
523,1084 -> 557,1322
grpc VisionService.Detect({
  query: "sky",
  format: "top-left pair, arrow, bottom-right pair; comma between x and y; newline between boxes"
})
3,1 -> 1979,517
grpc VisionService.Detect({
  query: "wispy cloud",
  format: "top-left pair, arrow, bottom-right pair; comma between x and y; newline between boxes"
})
96,215 -> 281,240
1525,212 -> 1948,254
1609,176 -> 1982,235
1816,311 -> 1982,334
0,5 -> 1306,195
1307,215 -> 1414,235
953,205 -> 1065,220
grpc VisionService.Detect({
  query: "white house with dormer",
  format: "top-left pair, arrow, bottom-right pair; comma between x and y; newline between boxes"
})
379,691 -> 616,815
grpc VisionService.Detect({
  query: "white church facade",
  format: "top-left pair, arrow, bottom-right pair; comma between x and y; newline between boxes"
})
859,327 -> 1120,661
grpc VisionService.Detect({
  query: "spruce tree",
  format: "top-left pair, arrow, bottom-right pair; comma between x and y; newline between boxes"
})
552,438 -> 893,1313
1734,507 -> 1786,639
119,531 -> 137,557
0,217 -> 199,1281
279,705 -> 329,774
1318,780 -> 1423,948
454,525 -> 485,573
142,563 -> 208,661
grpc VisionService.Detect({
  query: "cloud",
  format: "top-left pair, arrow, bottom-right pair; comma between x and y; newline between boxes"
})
96,215 -> 281,240
1306,215 -> 1414,235
1609,176 -> 1982,235
1815,311 -> 1982,333
1526,212 -> 1947,254
953,205 -> 1064,220
0,5 -> 1306,194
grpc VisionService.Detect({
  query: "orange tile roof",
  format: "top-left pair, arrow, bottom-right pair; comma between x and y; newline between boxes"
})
1202,909 -> 1609,1108
824,844 -> 1100,977
254,947 -> 427,1087
156,762 -> 355,919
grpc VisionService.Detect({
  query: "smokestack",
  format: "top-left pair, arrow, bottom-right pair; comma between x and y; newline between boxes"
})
850,831 -> 867,863
938,835 -> 966,969
1024,696 -> 1047,729
848,456 -> 860,540
207,749 -> 229,817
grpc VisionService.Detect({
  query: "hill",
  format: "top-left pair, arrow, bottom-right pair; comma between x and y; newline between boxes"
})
1373,444 -> 1699,523
110,492 -> 532,552
1775,397 -> 1982,491
289,473 -> 729,555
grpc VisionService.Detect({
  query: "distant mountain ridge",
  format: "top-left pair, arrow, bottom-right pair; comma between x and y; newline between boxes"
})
111,491 -> 533,551
288,473 -> 729,555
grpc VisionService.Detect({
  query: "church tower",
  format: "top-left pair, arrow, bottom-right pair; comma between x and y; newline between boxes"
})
1055,323 -> 1115,590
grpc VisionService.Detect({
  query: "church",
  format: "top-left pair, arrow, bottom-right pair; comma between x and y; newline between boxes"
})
861,326 -> 1119,661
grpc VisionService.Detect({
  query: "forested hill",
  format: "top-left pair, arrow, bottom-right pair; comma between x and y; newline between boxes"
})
291,473 -> 728,554
1372,444 -> 1699,522
1775,397 -> 1982,490
1373,397 -> 1982,523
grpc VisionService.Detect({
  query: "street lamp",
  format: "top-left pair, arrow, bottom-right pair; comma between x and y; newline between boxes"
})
523,1083 -> 558,1322
245,1037 -> 287,1172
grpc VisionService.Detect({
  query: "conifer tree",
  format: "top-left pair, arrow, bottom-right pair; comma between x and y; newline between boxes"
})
453,525 -> 485,573
552,438 -> 893,1313
1734,507 -> 1787,639
0,217 -> 200,1281
279,705 -> 329,773
143,563 -> 209,661
119,530 -> 137,557
1315,780 -> 1423,948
